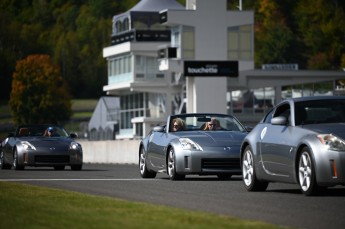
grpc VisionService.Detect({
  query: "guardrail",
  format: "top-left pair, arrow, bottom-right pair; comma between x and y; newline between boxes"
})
79,139 -> 140,164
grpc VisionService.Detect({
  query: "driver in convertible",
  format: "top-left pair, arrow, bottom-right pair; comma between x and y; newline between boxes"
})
172,118 -> 185,132
43,127 -> 54,137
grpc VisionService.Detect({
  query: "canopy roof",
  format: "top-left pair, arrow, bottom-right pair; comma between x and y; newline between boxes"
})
113,0 -> 185,29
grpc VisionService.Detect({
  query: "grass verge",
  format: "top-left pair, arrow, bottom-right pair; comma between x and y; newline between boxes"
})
0,182 -> 288,229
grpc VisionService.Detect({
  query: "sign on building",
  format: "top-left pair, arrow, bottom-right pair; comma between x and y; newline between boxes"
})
262,64 -> 299,70
184,61 -> 238,77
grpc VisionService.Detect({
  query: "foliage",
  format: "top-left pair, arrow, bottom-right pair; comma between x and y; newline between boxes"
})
0,0 -> 139,100
294,0 -> 345,69
9,54 -> 72,124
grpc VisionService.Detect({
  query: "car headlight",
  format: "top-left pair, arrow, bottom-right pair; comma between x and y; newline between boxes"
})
318,134 -> 345,151
21,141 -> 36,150
70,142 -> 81,150
179,138 -> 203,151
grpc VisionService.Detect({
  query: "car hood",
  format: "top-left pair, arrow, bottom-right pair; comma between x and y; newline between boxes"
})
176,131 -> 247,147
303,123 -> 345,140
21,137 -> 74,148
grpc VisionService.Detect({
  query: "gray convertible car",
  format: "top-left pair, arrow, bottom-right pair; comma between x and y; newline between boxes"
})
241,96 -> 345,195
0,124 -> 83,170
139,113 -> 248,180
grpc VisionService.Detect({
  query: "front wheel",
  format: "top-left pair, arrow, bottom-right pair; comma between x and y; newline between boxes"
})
13,149 -> 24,170
167,148 -> 185,180
242,146 -> 268,191
298,147 -> 324,196
1,151 -> 12,170
139,148 -> 156,178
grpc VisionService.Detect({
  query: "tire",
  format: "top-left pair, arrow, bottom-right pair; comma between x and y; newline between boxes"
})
71,165 -> 82,171
139,147 -> 156,178
298,147 -> 324,196
1,150 -> 12,170
13,149 -> 24,170
242,145 -> 268,191
54,166 -> 65,170
167,148 -> 185,180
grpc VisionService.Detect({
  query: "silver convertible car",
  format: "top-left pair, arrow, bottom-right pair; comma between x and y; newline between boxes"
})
241,96 -> 345,195
139,113 -> 248,180
0,124 -> 83,170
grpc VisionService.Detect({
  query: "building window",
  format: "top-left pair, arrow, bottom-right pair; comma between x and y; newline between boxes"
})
171,28 -> 181,58
228,25 -> 253,60
120,93 -> 145,130
228,87 -> 275,114
135,55 -> 162,79
182,26 -> 195,59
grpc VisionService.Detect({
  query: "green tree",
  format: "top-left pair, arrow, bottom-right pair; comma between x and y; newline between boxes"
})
254,0 -> 296,67
9,54 -> 72,124
294,0 -> 345,69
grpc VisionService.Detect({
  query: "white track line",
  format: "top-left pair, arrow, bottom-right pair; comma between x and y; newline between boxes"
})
0,178 -> 155,181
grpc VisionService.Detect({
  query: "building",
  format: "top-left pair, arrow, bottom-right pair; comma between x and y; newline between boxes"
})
102,0 -> 345,139
88,96 -> 120,140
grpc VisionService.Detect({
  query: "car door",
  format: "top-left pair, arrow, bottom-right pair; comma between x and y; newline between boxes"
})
146,128 -> 171,170
259,102 -> 295,178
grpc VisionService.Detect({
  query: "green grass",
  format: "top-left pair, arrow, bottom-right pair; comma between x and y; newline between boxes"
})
0,182 -> 289,229
71,99 -> 98,111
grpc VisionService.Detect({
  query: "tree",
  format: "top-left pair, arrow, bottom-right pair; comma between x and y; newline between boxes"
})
254,0 -> 296,67
294,0 -> 345,69
9,54 -> 72,124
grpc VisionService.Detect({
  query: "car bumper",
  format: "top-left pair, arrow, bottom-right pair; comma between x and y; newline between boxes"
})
315,149 -> 345,186
175,146 -> 241,175
18,149 -> 83,167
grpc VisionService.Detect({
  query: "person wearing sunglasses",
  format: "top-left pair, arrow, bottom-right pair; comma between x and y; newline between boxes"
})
172,118 -> 185,132
204,118 -> 221,131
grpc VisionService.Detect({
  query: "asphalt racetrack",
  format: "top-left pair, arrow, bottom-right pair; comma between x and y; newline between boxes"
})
1,164 -> 345,229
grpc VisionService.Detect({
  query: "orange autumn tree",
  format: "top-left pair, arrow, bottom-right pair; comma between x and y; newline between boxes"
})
9,54 -> 72,124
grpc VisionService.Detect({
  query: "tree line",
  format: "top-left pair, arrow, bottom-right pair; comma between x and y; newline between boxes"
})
1,0 -> 345,102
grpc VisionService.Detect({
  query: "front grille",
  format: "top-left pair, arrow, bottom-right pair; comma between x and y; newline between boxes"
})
35,155 -> 70,164
202,158 -> 240,170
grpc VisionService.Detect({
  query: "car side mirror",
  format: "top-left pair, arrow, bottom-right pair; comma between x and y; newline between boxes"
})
245,126 -> 253,132
153,126 -> 165,132
271,116 -> 287,125
70,133 -> 78,139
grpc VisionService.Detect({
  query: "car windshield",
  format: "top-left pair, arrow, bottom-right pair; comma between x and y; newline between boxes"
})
169,114 -> 246,132
16,125 -> 69,137
295,99 -> 345,125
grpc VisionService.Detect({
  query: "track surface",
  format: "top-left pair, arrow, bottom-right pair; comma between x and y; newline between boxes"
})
1,164 -> 345,229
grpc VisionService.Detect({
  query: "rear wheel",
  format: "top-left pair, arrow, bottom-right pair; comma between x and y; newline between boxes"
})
13,149 -> 24,170
167,148 -> 185,180
139,148 -> 156,178
242,146 -> 268,191
298,147 -> 325,196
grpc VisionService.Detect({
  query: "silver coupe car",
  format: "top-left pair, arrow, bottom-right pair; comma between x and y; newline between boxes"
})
241,96 -> 345,195
0,124 -> 83,170
139,113 -> 249,180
